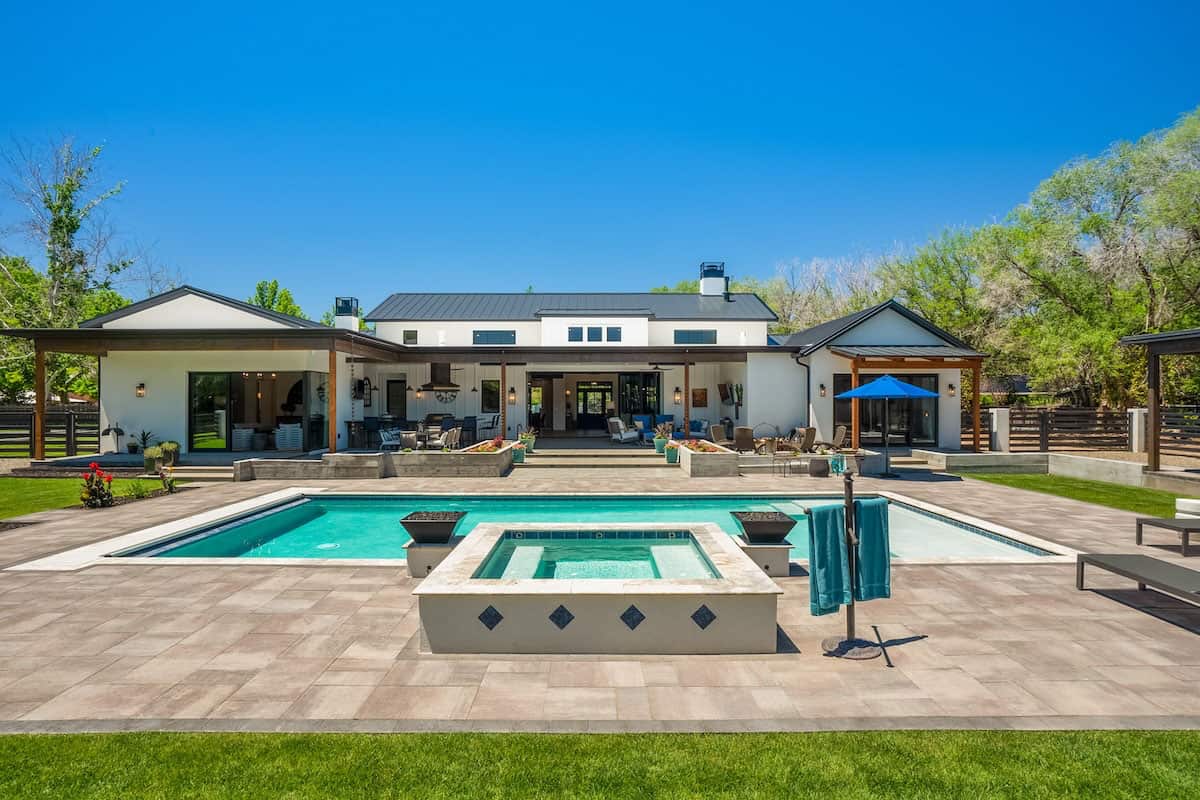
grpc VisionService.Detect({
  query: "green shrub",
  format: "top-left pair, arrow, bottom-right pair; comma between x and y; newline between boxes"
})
122,480 -> 153,500
160,441 -> 180,465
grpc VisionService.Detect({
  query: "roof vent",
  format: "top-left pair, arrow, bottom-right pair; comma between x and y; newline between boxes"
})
699,262 -> 726,297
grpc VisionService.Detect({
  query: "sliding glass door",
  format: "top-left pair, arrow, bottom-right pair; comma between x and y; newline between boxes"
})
833,373 -> 938,446
189,373 -> 230,450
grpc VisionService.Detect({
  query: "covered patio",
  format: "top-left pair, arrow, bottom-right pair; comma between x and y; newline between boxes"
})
1121,327 -> 1200,475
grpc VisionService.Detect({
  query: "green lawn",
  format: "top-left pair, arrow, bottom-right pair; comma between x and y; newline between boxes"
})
0,476 -> 153,520
0,732 -> 1197,798
955,472 -> 1183,517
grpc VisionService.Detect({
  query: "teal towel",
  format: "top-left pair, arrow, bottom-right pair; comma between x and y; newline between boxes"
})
853,497 -> 891,601
806,503 -> 851,616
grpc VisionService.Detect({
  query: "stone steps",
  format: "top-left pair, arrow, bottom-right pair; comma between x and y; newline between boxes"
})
519,449 -> 668,469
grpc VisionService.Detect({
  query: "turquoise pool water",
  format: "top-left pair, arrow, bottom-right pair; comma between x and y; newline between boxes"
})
126,494 -> 1051,561
473,531 -> 719,580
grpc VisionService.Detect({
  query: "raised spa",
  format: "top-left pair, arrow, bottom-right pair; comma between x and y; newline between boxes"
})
473,530 -> 719,580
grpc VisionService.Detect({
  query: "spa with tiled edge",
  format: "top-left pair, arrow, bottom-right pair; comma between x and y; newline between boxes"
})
413,522 -> 783,654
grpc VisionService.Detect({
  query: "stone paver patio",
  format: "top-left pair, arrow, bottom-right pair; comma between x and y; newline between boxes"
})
2,468 -> 1199,732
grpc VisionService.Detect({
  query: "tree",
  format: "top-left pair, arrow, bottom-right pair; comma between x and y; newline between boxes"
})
247,280 -> 307,319
0,140 -> 132,401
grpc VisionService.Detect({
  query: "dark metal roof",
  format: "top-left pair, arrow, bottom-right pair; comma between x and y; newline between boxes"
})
79,286 -> 325,329
363,292 -> 777,322
774,300 -> 977,356
1121,328 -> 1200,345
828,345 -> 986,359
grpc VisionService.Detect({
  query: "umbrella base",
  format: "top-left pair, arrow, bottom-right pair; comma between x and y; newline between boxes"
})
821,636 -> 882,660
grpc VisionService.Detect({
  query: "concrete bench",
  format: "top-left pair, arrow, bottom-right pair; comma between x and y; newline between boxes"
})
1076,553 -> 1200,607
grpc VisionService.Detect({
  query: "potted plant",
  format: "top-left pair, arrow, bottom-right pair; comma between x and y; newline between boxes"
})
511,441 -> 526,463
664,440 -> 680,464
731,511 -> 796,544
160,441 -> 180,466
136,430 -> 157,452
142,445 -> 162,474
653,422 -> 672,454
519,428 -> 537,453
400,511 -> 467,544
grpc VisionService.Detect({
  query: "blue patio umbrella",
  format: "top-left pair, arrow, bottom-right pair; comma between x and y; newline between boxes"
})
836,375 -> 939,476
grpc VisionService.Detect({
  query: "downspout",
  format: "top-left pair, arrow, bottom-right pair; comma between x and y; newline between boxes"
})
793,355 -> 810,427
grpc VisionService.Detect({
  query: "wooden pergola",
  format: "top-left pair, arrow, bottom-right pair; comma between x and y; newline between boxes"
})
1120,327 -> 1200,472
826,346 -> 987,452
3,328 -> 404,458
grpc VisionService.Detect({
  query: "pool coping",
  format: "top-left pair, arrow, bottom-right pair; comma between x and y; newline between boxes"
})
4,489 -> 1077,572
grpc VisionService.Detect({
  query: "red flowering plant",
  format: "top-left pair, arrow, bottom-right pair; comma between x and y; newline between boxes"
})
80,463 -> 115,508
471,435 -> 507,453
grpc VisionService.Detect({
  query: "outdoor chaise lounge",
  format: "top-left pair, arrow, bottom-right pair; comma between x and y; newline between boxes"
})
608,417 -> 640,444
710,424 -> 732,447
1136,517 -> 1200,557
1076,553 -> 1200,608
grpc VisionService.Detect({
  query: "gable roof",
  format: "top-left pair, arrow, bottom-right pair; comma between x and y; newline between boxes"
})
774,299 -> 976,355
79,286 -> 324,329
363,292 -> 777,322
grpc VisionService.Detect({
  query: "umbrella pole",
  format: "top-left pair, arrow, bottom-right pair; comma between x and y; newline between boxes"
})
821,473 -> 882,660
883,397 -> 891,476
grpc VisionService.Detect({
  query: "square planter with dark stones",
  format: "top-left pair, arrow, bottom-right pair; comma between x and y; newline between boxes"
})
731,511 -> 796,544
401,511 -> 467,544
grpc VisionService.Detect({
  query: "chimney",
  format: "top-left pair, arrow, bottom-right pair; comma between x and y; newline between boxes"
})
334,297 -> 360,331
699,262 -> 726,297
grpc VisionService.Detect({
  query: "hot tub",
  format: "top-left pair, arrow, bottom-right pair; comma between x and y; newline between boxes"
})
414,522 -> 782,655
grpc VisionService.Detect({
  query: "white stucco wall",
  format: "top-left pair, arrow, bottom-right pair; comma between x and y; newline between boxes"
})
830,308 -> 947,346
373,318 -> 769,348
539,317 -> 650,346
372,321 -> 541,347
101,294 -> 292,329
742,353 -> 809,435
646,320 -> 769,347
99,350 -> 332,453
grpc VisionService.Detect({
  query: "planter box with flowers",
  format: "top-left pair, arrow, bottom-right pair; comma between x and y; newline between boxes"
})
386,435 -> 515,477
678,438 -> 739,477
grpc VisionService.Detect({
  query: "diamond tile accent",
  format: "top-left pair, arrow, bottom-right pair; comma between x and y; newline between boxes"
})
478,605 -> 503,631
548,604 -> 575,630
691,604 -> 716,630
619,605 -> 646,631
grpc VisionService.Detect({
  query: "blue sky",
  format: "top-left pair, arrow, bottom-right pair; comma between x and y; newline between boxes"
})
3,1 -> 1198,317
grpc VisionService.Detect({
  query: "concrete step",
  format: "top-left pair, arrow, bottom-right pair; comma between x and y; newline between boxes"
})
138,468 -> 234,483
519,456 -> 669,469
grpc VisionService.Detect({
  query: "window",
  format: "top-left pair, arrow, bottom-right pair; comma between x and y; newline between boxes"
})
480,379 -> 500,413
674,329 -> 718,345
587,326 -> 602,342
833,373 -> 938,447
567,326 -> 583,342
402,330 -> 418,345
606,327 -> 622,342
473,330 -> 517,345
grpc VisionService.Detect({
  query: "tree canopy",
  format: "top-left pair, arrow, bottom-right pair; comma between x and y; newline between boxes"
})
247,279 -> 307,319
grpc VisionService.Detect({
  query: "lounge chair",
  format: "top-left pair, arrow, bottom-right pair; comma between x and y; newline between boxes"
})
733,426 -> 755,453
608,417 -> 639,444
794,427 -> 816,453
379,428 -> 402,451
816,425 -> 847,451
710,424 -> 732,447
1136,517 -> 1200,557
1077,553 -> 1200,608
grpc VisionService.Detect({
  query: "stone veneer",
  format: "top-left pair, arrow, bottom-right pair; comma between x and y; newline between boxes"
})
233,443 -> 514,481
677,441 -> 740,477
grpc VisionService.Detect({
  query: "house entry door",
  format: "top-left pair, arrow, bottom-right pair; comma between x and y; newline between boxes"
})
575,381 -> 613,431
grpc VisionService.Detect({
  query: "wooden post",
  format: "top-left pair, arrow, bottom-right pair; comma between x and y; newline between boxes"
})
65,411 -> 76,457
500,361 -> 507,438
971,362 -> 981,453
850,360 -> 860,449
1147,351 -> 1160,472
327,349 -> 338,452
33,347 -> 45,460
683,362 -> 690,435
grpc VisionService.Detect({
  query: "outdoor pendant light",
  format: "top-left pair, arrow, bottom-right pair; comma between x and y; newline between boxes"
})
673,386 -> 682,404
508,386 -> 517,405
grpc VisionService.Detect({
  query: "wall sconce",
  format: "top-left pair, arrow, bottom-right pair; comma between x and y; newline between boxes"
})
415,387 -> 423,400
947,383 -> 956,397
819,383 -> 827,397
508,386 -> 517,405
135,382 -> 146,398
673,386 -> 682,404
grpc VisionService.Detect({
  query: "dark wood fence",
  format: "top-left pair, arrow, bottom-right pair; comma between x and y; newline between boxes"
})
1160,406 -> 1200,459
960,411 -> 991,450
1008,408 -> 1129,452
0,406 -> 100,458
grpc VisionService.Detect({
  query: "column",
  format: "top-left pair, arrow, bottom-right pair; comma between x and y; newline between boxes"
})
327,349 -> 338,453
971,363 -> 981,453
683,362 -> 690,435
33,347 -> 45,460
850,360 -> 860,449
1147,352 -> 1160,472
500,361 -> 507,438
989,407 -> 1011,452
1129,408 -> 1147,453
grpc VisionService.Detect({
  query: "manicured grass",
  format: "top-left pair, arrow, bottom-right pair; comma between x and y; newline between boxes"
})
955,472 -> 1183,517
0,477 -> 157,520
0,732 -> 1198,798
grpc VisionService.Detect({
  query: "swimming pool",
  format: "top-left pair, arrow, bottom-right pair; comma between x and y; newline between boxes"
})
473,530 -> 719,580
118,494 -> 1054,561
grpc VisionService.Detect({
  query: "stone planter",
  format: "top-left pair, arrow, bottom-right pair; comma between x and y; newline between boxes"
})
678,440 -> 739,477
731,511 -> 796,544
401,511 -> 467,544
808,456 -> 830,477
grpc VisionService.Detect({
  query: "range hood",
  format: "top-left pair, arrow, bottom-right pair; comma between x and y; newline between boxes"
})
420,363 -> 460,395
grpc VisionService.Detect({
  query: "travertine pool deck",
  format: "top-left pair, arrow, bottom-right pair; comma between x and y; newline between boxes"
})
2,468 -> 1199,732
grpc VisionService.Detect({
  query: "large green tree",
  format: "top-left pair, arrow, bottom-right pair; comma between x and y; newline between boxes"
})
247,279 -> 307,319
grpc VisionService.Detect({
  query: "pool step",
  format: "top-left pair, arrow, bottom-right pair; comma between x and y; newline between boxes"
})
650,544 -> 711,578
501,545 -> 544,579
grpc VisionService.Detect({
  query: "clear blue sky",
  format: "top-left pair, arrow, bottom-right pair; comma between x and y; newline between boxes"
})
4,1 -> 1198,317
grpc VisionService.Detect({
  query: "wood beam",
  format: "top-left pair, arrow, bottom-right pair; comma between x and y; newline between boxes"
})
328,349 -> 338,453
971,363 -> 981,453
1147,352 -> 1160,472
683,362 -> 691,435
500,361 -> 507,438
846,358 -> 982,370
850,360 -> 860,449
33,347 -> 45,460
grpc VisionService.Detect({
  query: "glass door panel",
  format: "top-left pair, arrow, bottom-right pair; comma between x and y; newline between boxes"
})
189,373 -> 230,450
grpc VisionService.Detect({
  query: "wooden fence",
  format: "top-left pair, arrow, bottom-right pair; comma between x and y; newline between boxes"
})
1008,408 -> 1129,452
960,411 -> 991,450
1160,406 -> 1200,459
0,407 -> 100,459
